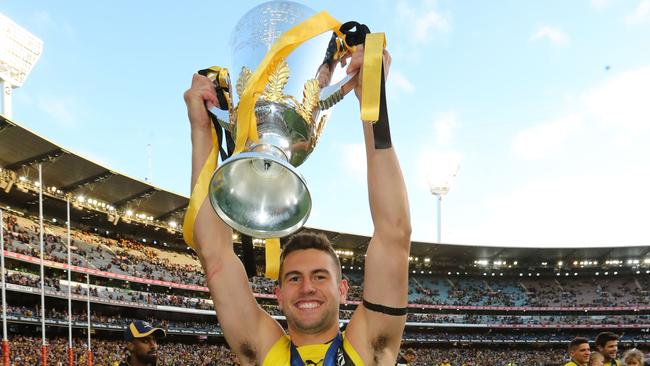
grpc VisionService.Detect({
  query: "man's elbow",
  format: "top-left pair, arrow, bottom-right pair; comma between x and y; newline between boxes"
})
376,216 -> 411,250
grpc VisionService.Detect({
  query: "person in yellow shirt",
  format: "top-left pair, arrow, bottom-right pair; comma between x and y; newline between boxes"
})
184,11 -> 411,366
595,332 -> 621,366
439,358 -> 451,366
565,337 -> 591,366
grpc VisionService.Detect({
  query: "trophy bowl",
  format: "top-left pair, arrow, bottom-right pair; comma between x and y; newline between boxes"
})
208,1 -> 339,238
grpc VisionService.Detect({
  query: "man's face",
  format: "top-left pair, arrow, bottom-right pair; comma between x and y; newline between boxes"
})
571,343 -> 590,365
598,340 -> 618,360
276,249 -> 348,335
128,335 -> 159,365
404,353 -> 416,363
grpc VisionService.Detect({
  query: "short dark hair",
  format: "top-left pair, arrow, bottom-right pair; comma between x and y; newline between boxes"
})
595,332 -> 618,348
569,337 -> 589,351
278,231 -> 341,285
404,348 -> 416,356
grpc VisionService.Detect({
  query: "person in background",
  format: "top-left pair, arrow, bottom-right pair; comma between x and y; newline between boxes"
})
396,348 -> 417,365
595,332 -> 621,366
565,337 -> 591,366
120,320 -> 166,366
622,349 -> 644,366
589,352 -> 605,366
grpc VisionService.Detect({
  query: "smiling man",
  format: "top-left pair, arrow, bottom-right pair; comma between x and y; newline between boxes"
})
595,332 -> 621,366
120,321 -> 166,366
184,40 -> 411,366
565,337 -> 591,366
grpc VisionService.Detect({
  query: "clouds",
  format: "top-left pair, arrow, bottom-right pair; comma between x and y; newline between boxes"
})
339,142 -> 366,183
512,114 -> 581,160
396,0 -> 451,45
389,70 -> 415,96
432,111 -> 459,146
529,26 -> 570,46
626,0 -> 650,25
478,65 -> 650,246
582,66 -> 650,139
457,167 -> 650,247
512,66 -> 650,160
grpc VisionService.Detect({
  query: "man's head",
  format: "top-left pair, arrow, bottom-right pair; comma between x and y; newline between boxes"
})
275,232 -> 348,336
595,332 -> 618,361
404,348 -> 416,363
124,321 -> 166,365
568,337 -> 591,365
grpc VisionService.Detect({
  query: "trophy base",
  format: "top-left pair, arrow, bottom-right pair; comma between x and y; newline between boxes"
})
208,144 -> 312,238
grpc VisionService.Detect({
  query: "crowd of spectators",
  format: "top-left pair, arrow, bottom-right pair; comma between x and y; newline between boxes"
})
4,212 -> 650,309
6,268 -> 650,328
0,335 -> 235,365
405,347 -> 564,366
3,335 -> 647,365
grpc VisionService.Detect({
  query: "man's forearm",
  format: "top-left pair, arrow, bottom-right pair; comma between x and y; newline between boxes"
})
363,122 -> 411,242
190,126 -> 215,189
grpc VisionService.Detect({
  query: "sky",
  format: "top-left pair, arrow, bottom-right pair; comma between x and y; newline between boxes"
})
2,0 -> 650,248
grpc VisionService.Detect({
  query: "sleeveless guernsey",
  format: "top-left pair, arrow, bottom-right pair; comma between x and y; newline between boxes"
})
262,332 -> 364,366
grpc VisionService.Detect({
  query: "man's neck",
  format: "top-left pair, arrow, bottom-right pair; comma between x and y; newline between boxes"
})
288,323 -> 340,347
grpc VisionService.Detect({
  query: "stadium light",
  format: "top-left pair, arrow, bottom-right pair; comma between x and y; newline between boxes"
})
426,161 -> 460,243
0,14 -> 44,118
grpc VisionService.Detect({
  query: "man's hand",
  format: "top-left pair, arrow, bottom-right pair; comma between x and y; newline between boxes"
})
346,45 -> 392,101
183,74 -> 220,131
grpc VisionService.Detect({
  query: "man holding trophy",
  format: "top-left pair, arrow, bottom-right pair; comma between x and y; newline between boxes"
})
183,2 -> 411,365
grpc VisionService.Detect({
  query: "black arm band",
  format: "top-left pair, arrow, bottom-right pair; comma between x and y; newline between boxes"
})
372,62 -> 392,149
362,298 -> 407,316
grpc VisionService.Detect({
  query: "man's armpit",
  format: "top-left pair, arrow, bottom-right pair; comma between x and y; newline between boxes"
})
237,342 -> 258,366
371,334 -> 391,365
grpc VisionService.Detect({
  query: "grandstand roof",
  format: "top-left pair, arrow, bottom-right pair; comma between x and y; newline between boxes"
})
0,115 -> 187,224
2,115 -> 649,267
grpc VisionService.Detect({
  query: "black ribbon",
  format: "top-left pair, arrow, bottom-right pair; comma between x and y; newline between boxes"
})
198,67 -> 253,277
290,333 -> 343,366
323,22 -> 393,149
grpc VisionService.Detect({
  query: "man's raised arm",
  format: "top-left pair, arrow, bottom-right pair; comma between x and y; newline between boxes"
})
183,74 -> 284,365
345,47 -> 412,364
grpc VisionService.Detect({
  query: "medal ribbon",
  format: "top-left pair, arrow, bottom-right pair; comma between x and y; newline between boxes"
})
290,333 -> 343,366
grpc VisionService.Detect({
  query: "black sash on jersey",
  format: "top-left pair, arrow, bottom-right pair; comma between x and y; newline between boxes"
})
290,333 -> 347,366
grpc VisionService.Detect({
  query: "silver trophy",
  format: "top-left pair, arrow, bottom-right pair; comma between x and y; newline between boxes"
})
207,1 -> 355,238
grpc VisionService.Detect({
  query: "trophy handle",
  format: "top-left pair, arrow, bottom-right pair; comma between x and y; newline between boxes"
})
318,71 -> 358,110
199,67 -> 235,133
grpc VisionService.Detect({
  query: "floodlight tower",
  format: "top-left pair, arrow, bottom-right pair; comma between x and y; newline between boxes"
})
0,13 -> 44,119
427,164 -> 459,243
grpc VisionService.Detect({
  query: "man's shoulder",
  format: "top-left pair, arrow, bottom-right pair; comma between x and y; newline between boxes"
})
118,361 -> 130,366
564,361 -> 578,366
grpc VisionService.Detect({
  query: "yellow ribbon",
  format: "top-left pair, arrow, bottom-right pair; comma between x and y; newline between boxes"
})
183,11 -> 387,281
264,238 -> 281,280
360,32 -> 386,123
183,127 -> 219,249
233,11 -> 342,154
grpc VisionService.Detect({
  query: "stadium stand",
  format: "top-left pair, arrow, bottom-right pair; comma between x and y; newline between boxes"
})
1,115 -> 650,365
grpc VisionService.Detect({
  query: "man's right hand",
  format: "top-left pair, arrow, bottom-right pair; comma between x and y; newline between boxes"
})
183,73 -> 220,131
183,72 -> 285,366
